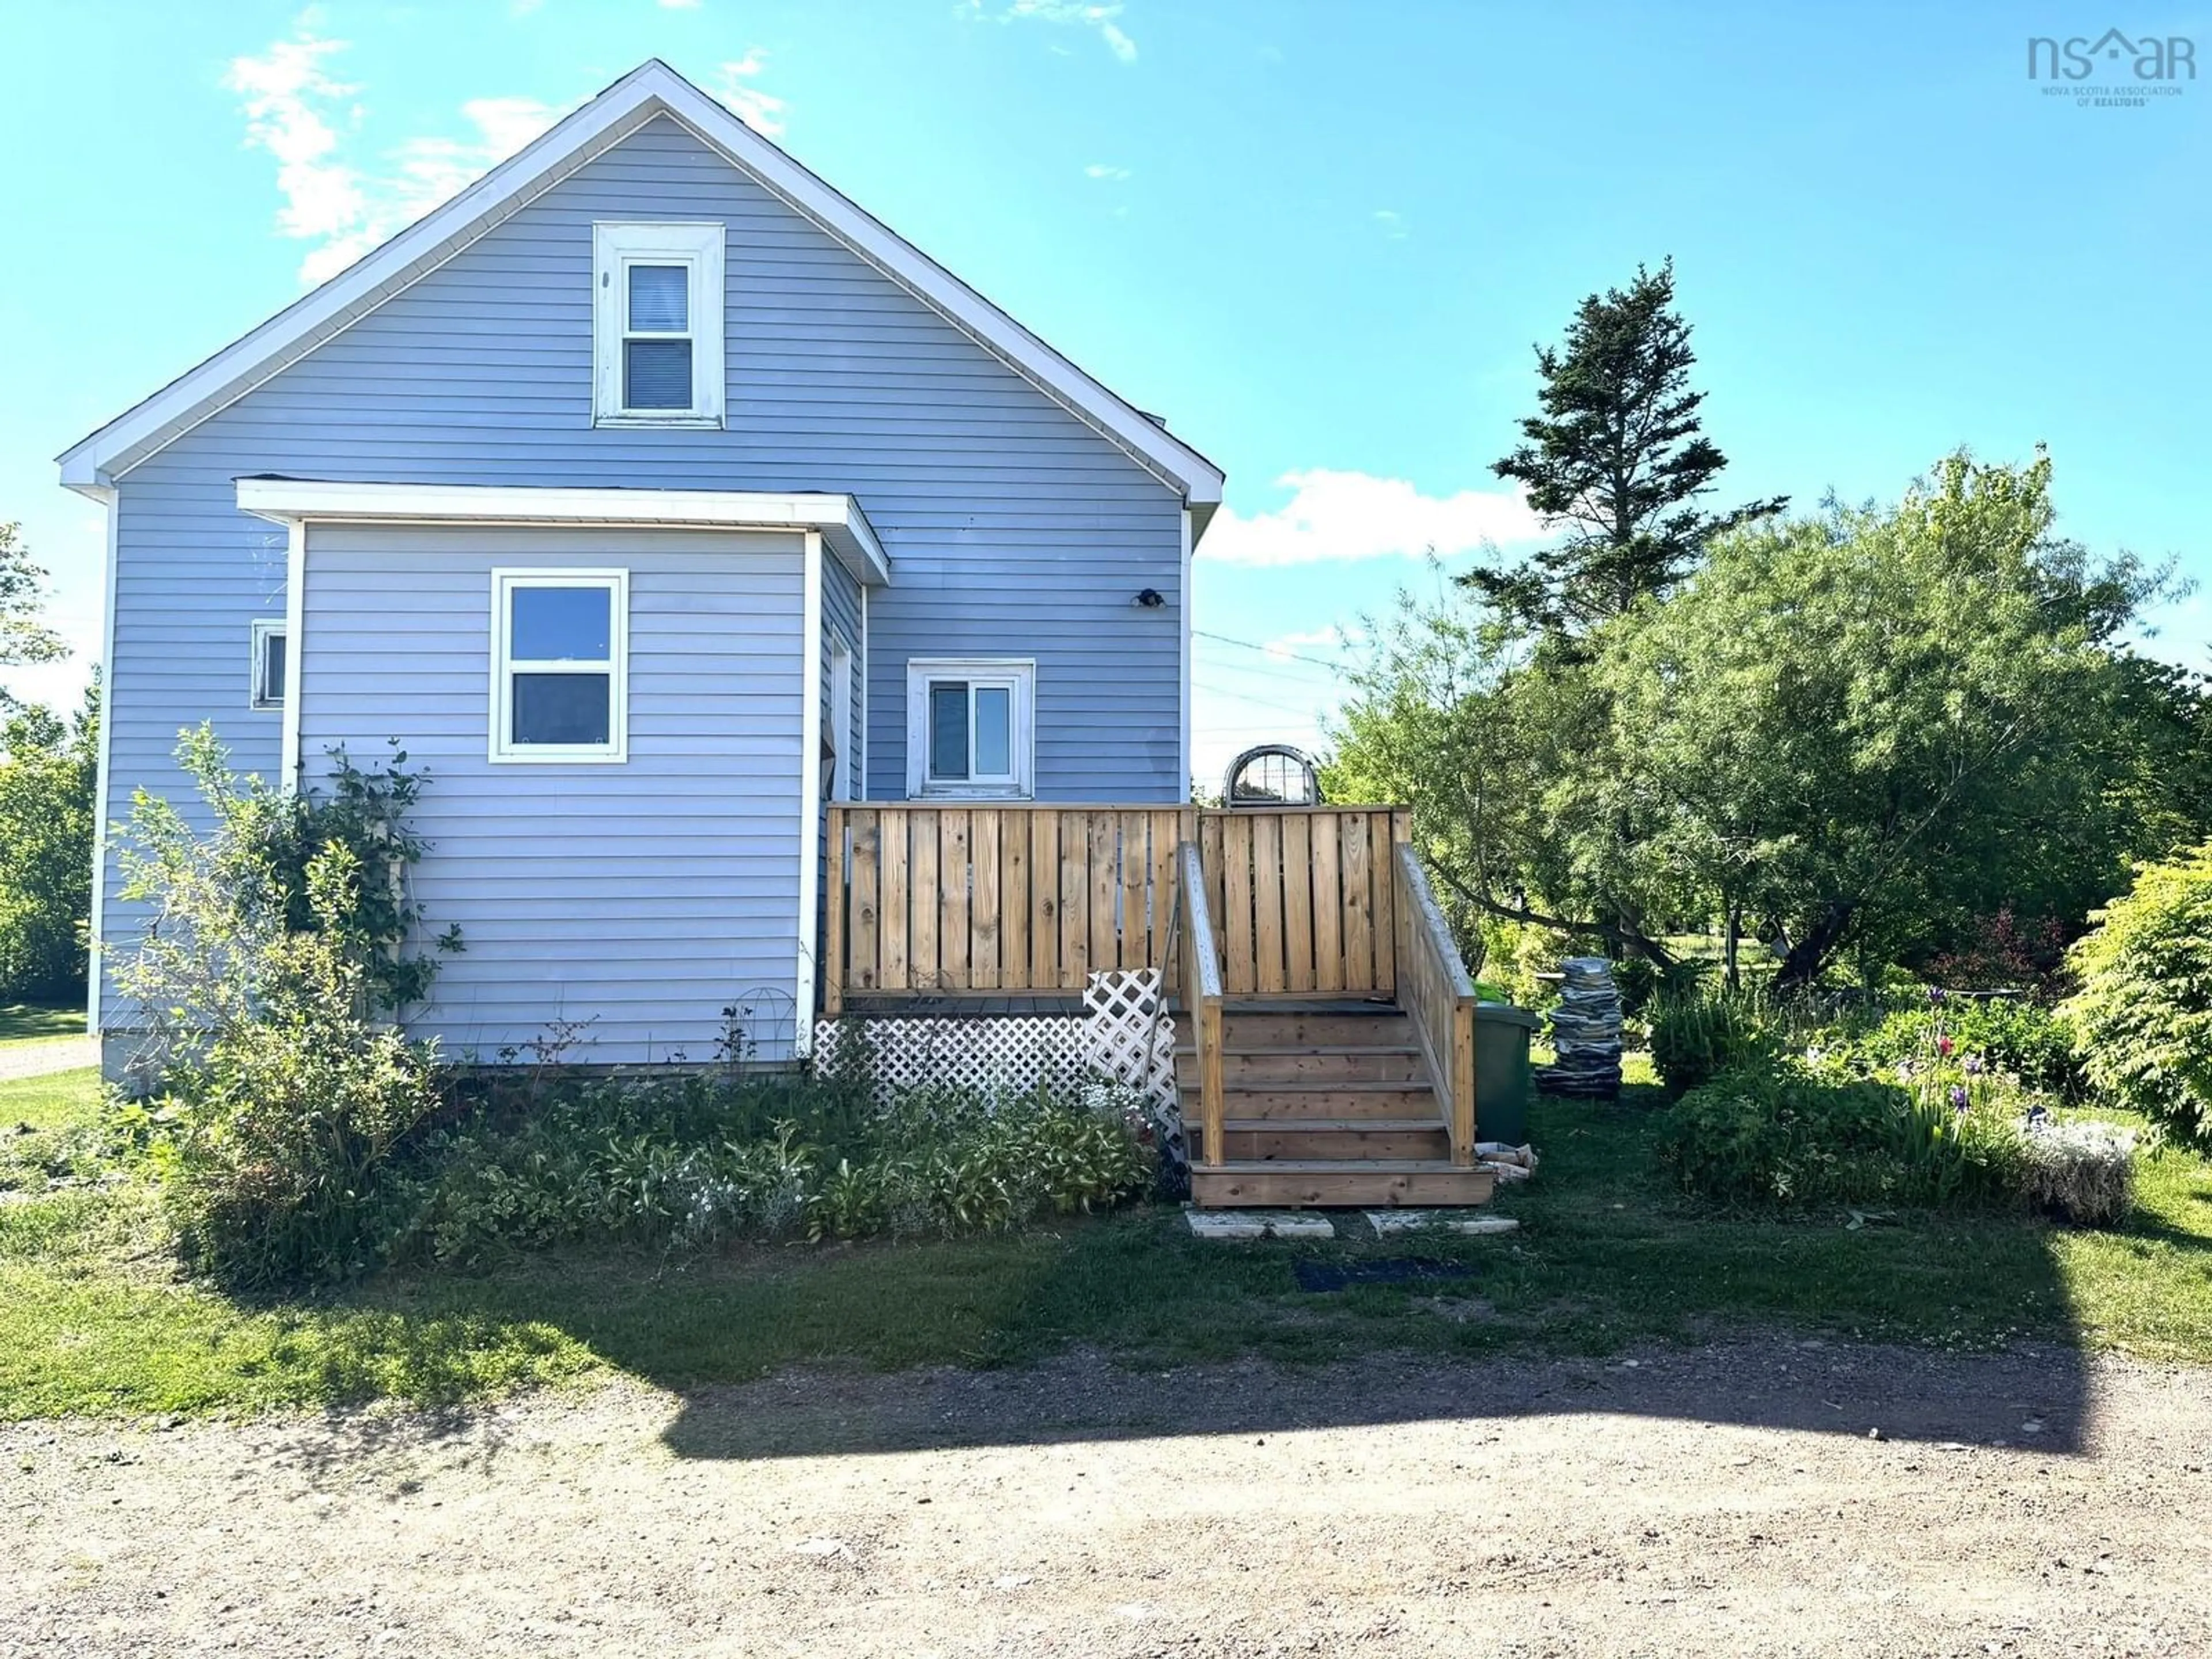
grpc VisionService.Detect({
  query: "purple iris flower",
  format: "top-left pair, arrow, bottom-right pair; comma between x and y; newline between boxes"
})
1961,1054 -> 1985,1076
1949,1084 -> 1969,1112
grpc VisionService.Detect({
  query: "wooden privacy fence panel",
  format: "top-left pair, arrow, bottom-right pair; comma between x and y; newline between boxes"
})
1200,808 -> 1411,997
824,804 -> 1414,1010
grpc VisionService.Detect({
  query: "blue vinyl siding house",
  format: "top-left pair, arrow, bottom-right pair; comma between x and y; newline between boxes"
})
60,60 -> 1223,1073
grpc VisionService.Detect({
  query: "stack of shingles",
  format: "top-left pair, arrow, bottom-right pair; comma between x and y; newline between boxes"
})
1536,956 -> 1623,1100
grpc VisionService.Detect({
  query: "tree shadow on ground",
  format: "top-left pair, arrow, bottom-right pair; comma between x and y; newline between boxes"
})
303,1094 -> 2136,1463
654,1336 -> 2096,1464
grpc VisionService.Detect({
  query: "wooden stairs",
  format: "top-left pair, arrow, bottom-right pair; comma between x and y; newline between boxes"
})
1174,1000 -> 1498,1209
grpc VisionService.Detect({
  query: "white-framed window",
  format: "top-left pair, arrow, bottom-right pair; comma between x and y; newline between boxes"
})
490,569 -> 629,764
905,658 -> 1034,799
826,632 -> 855,803
248,618 -> 287,711
591,222 -> 725,427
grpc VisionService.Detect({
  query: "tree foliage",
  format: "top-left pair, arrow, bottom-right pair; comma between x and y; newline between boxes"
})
1465,260 -> 1785,635
0,680 -> 97,1000
1331,450 -> 2204,990
0,522 -> 67,708
2062,843 -> 2212,1145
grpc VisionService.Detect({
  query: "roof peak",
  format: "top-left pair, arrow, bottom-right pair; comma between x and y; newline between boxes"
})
59,56 -> 1220,509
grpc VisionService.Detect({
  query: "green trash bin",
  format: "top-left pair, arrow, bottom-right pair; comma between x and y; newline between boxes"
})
1474,1002 -> 1543,1146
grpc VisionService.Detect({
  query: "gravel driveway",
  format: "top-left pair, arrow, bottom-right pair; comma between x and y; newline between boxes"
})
7,1338 -> 2209,1657
0,1037 -> 95,1083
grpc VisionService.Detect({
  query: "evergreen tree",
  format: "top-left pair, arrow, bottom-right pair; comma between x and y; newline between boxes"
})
1465,259 -> 1785,634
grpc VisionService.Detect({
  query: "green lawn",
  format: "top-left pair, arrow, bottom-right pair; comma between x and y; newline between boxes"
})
0,1002 -> 86,1045
3,1066 -> 2209,1419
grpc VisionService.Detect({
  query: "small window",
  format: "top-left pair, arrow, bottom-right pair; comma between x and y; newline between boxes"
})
905,658 -> 1033,798
249,619 -> 286,711
592,223 -> 725,426
825,632 -> 855,803
491,570 -> 628,763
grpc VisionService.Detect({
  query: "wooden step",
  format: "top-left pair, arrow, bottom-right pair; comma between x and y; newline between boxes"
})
1191,1160 -> 1498,1209
1203,1080 -> 1445,1121
1210,1118 -> 1450,1162
1173,1045 -> 1429,1086
1180,1009 -> 1414,1048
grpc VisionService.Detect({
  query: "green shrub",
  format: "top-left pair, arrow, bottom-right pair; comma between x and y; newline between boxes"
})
108,730 -> 459,1286
1655,1062 -> 2023,1210
1649,983 -> 1783,1097
2062,843 -> 2212,1145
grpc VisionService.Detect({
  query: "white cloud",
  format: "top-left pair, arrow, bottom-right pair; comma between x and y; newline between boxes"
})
228,24 -> 569,285
714,48 -> 787,136
225,35 -> 363,245
1199,469 -> 1544,567
1373,208 -> 1407,241
1084,162 -> 1130,180
962,0 -> 1138,65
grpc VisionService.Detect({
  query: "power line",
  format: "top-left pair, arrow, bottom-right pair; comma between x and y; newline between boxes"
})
1191,680 -> 1333,718
1193,628 -> 1355,674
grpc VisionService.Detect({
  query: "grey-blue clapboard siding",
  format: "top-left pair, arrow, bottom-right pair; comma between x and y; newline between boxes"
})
301,524 -> 804,1060
96,113 -> 1187,1062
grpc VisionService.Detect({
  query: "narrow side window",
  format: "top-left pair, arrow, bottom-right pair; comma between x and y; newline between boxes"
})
249,618 -> 286,711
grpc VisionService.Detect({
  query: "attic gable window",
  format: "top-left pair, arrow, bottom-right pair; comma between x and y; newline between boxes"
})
592,222 -> 725,427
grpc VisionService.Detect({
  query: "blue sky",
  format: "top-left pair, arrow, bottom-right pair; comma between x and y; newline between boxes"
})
3,1 -> 2208,786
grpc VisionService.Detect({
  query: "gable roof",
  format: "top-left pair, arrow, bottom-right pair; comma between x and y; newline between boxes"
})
57,59 -> 1224,525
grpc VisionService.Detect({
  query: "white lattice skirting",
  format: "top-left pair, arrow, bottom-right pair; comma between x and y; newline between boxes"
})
810,969 -> 1180,1113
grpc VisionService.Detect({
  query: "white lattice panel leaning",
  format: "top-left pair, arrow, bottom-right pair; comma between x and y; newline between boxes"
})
1082,968 -> 1177,1105
810,1013 -> 1086,1103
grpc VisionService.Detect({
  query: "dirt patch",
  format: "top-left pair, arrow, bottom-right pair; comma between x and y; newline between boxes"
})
6,1338 -> 2210,1656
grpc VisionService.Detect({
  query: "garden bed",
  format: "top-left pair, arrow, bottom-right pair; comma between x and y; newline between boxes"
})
6,1063 -> 2210,1419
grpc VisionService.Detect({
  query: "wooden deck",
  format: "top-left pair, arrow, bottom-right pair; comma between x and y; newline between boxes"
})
821,802 -> 1494,1209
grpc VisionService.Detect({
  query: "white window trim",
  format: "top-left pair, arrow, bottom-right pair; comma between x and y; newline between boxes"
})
248,617 -> 286,712
591,221 -> 725,428
490,568 -> 630,764
905,658 -> 1035,800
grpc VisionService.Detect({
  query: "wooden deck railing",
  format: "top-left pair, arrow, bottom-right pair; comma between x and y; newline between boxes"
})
1172,839 -> 1226,1168
1391,840 -> 1477,1165
823,802 -> 1416,1011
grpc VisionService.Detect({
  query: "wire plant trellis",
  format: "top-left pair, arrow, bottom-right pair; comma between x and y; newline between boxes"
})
1224,743 -> 1322,808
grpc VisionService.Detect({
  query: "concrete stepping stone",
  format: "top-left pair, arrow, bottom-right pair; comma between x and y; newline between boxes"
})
1185,1211 -> 1336,1240
1363,1210 -> 1520,1237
